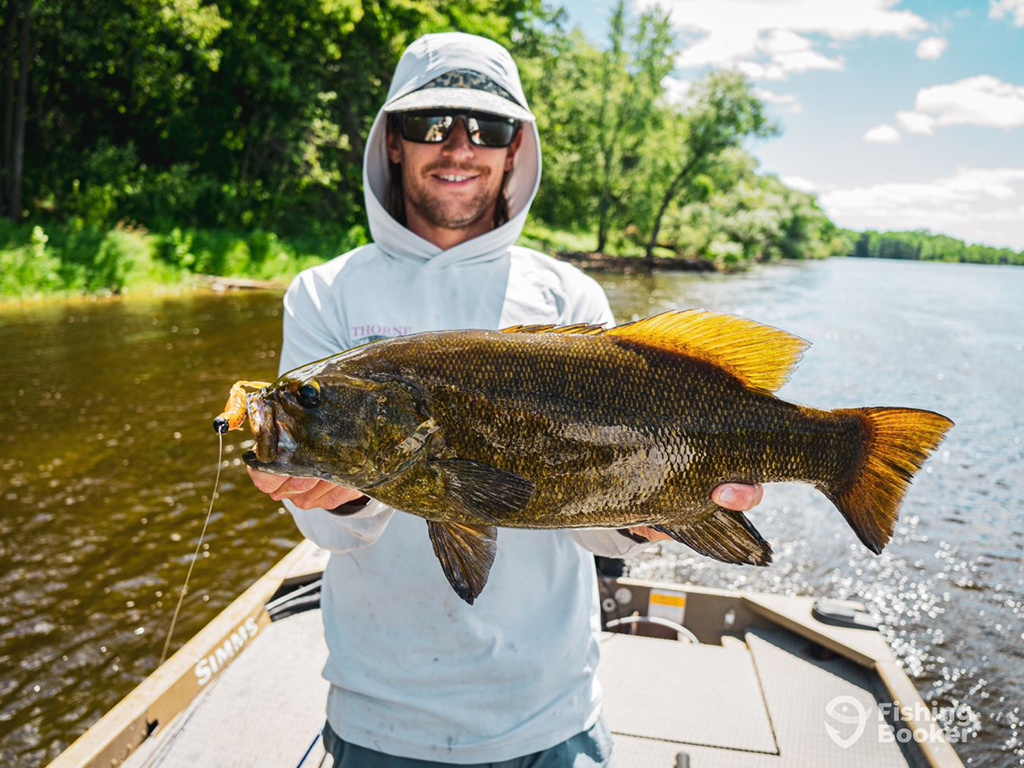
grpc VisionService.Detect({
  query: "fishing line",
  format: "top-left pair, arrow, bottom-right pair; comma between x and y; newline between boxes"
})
159,431 -> 223,666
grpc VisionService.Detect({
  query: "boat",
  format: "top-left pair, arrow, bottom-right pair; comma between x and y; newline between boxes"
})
46,540 -> 966,768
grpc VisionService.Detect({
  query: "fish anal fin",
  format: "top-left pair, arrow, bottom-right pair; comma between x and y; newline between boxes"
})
654,509 -> 773,566
429,458 -> 535,523
605,310 -> 809,393
427,521 -> 497,604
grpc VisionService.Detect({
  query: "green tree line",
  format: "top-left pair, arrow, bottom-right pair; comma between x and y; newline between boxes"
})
846,229 -> 1024,266
0,0 -> 1015,299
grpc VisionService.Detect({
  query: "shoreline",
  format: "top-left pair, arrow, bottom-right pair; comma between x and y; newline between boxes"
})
5,253 -> 1015,307
555,251 -> 722,273
0,251 -> 729,306
0,274 -> 289,310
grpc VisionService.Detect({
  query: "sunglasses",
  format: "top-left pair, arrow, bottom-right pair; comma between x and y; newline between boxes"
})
398,109 -> 520,148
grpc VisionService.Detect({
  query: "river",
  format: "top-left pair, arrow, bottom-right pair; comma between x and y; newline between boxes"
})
0,257 -> 1021,767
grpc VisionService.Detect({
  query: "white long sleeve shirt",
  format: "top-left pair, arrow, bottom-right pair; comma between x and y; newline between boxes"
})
278,32 -> 650,764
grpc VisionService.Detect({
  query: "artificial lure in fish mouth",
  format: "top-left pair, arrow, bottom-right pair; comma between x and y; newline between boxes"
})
217,310 -> 954,605
214,380 -> 297,468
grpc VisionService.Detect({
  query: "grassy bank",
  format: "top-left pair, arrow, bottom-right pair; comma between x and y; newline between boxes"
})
20,218 -> 1015,303
0,220 -> 369,301
518,221 -> 641,257
1,219 -> 690,302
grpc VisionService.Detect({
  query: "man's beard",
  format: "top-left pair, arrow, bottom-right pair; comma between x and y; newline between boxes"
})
404,163 -> 502,230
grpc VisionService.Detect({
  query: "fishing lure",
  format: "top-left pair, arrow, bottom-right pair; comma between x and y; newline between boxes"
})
213,380 -> 269,433
159,380 -> 270,666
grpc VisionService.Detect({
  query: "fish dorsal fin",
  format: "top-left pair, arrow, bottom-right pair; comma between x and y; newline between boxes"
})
604,310 -> 809,392
501,322 -> 606,335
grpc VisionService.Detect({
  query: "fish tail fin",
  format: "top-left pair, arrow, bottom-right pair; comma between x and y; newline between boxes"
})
826,407 -> 953,554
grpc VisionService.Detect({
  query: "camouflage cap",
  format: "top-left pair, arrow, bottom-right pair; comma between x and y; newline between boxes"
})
383,68 -> 534,122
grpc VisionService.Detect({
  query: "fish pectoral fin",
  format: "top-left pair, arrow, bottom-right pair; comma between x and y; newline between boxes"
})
654,509 -> 773,566
604,309 -> 809,393
427,521 -> 498,605
428,458 -> 535,523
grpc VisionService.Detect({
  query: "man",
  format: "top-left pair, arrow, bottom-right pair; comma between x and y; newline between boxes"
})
248,32 -> 763,767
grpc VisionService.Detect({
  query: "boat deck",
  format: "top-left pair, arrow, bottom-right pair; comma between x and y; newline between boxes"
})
122,605 -> 921,768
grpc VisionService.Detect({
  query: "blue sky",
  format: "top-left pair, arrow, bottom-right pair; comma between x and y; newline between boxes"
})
557,0 -> 1024,249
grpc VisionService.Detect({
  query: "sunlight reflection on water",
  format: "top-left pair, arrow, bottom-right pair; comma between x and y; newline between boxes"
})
0,258 -> 1021,767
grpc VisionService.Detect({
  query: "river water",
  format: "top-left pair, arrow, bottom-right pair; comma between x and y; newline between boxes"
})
0,258 -> 1021,767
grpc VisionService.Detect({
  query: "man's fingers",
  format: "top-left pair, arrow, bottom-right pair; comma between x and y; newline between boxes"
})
267,476 -> 320,500
290,487 -> 350,512
628,525 -> 674,542
310,487 -> 361,511
247,466 -> 366,510
287,483 -> 364,511
247,466 -> 289,494
712,483 -> 764,512
285,484 -> 334,510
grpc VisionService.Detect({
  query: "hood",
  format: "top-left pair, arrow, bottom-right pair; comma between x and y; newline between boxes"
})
362,33 -> 541,268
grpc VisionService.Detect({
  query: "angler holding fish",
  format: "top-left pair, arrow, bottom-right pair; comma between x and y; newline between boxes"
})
226,307 -> 952,606
218,32 -> 948,768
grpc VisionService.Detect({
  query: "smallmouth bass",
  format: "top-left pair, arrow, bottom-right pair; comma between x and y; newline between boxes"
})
226,310 -> 953,604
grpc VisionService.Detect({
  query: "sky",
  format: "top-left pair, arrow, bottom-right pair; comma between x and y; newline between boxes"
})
556,0 -> 1024,250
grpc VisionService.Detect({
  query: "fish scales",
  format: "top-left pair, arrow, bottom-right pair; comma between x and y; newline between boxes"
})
357,331 -> 852,529
234,309 -> 953,604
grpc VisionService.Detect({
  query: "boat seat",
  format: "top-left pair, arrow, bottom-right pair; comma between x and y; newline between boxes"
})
607,626 -> 915,767
598,631 -> 777,754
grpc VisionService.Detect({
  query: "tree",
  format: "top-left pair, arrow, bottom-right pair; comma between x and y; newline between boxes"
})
642,70 -> 776,264
593,2 -> 674,252
3,0 -> 551,231
1,0 -> 37,221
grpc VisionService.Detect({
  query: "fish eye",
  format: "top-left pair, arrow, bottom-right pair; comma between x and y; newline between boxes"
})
297,382 -> 321,408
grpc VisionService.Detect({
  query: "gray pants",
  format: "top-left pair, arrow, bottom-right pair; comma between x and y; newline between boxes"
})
319,717 -> 614,767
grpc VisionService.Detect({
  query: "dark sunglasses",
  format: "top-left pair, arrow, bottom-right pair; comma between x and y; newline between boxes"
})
399,109 -> 520,148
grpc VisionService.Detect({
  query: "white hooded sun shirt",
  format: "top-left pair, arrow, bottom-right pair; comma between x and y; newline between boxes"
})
279,32 -> 648,764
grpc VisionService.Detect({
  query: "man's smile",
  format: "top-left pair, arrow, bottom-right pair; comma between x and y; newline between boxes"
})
430,170 -> 482,186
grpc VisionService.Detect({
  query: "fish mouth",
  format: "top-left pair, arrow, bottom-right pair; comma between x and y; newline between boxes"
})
242,392 -> 297,472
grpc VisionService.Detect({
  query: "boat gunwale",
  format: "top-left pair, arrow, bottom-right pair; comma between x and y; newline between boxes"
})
45,540 -> 321,768
46,547 -> 964,768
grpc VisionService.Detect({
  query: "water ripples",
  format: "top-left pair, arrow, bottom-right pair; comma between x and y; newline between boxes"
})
602,259 -> 1024,767
0,260 -> 1021,766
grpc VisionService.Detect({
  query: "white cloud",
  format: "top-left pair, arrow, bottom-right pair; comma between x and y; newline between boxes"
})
771,49 -> 845,75
756,30 -> 844,74
896,76 -> 1024,133
990,0 -> 1024,26
661,75 -> 692,105
916,37 -> 948,59
753,88 -> 802,113
864,123 -> 901,143
820,167 -> 1024,249
896,109 -> 936,134
735,61 -> 786,81
643,0 -> 927,79
781,175 -> 817,193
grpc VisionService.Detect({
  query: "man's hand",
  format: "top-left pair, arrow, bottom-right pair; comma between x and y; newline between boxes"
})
247,467 -> 364,510
629,483 -> 764,542
248,467 -> 760,533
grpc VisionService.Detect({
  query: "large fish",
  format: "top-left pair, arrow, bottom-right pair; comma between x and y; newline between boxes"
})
235,310 -> 953,604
